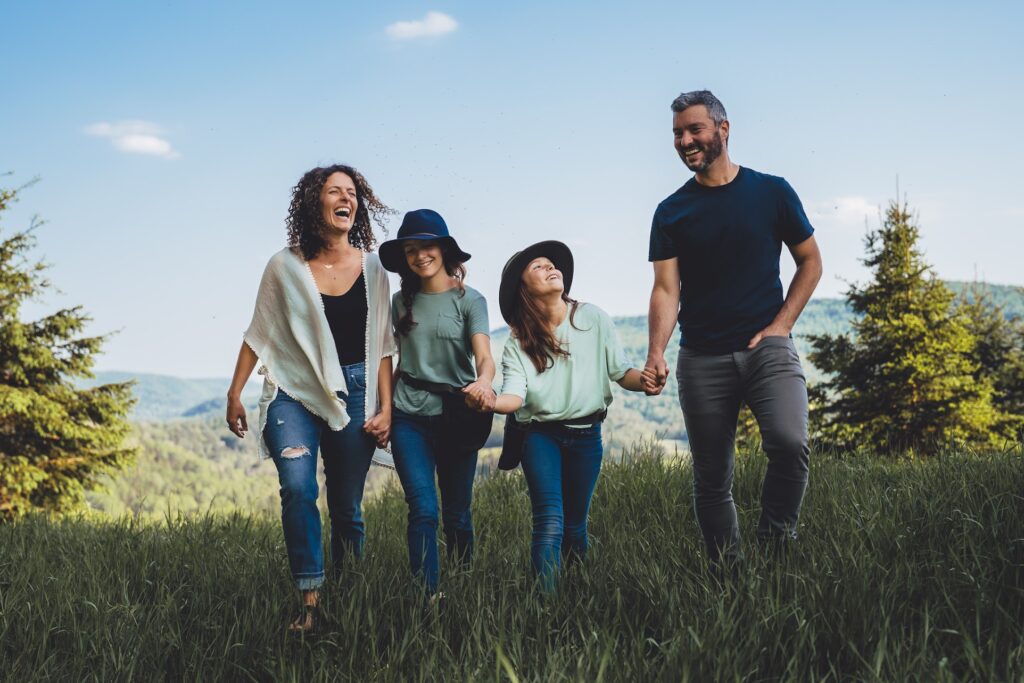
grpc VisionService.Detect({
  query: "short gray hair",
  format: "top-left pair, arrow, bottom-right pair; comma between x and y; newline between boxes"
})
670,90 -> 727,125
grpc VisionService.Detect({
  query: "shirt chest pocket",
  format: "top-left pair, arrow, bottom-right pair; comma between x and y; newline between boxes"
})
435,311 -> 464,340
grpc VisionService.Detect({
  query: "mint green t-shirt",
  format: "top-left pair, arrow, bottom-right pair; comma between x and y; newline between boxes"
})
500,303 -> 631,423
392,285 -> 490,416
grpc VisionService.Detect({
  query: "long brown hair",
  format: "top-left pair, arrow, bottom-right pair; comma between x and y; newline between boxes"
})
510,286 -> 582,373
396,242 -> 467,337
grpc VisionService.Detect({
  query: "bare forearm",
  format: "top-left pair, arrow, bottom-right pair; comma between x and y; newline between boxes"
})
773,259 -> 823,331
377,356 -> 394,415
475,356 -> 496,385
616,368 -> 646,392
391,362 -> 401,396
227,342 -> 258,399
470,334 -> 496,386
493,394 -> 524,415
647,287 -> 679,361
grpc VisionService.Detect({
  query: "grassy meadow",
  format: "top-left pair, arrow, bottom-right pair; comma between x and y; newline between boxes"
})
2,445 -> 1023,682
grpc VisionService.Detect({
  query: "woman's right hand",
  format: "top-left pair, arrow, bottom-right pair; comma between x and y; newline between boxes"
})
226,396 -> 248,437
226,342 -> 258,438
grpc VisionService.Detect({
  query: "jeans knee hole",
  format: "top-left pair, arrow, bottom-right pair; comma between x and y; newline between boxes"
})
281,446 -> 310,459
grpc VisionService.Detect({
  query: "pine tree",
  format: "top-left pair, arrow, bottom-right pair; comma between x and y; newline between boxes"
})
807,200 -> 1007,454
0,181 -> 136,519
957,284 -> 1024,433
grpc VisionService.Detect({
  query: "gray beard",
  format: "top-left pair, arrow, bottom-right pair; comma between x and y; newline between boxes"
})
683,131 -> 724,172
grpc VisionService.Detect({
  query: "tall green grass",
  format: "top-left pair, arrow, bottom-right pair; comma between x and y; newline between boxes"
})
2,446 -> 1022,681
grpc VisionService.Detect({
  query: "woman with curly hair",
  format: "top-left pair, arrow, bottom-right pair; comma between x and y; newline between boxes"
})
486,241 -> 655,592
225,164 -> 397,632
377,209 -> 495,600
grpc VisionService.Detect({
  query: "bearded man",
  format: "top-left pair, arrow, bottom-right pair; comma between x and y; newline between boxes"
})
644,90 -> 823,567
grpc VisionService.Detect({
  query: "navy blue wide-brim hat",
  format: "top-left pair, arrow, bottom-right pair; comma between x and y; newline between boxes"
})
498,240 -> 574,325
378,209 -> 472,273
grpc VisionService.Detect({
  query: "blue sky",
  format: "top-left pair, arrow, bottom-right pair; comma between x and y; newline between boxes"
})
3,1 -> 1022,377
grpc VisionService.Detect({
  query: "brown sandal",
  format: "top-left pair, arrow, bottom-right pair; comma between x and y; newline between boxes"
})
287,603 -> 318,634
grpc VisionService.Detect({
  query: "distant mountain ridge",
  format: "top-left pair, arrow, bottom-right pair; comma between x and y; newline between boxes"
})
93,282 -> 1021,423
81,372 -> 260,421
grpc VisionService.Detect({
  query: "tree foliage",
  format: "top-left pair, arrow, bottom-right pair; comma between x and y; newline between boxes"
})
807,200 -> 1012,453
0,180 -> 136,519
958,284 -> 1024,433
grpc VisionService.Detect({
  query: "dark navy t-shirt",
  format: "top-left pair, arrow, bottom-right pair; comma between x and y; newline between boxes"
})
648,167 -> 814,353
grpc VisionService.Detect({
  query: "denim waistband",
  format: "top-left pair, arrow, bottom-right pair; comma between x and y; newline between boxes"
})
338,362 -> 366,400
341,361 -> 365,378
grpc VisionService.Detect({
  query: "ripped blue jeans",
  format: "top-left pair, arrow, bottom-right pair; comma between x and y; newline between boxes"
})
263,363 -> 376,590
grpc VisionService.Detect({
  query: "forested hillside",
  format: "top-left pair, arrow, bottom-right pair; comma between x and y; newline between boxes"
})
949,281 -> 1024,318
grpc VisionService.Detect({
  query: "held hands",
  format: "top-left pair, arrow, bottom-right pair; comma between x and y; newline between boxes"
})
462,380 -> 496,412
642,353 -> 669,396
747,322 -> 792,349
363,411 -> 391,448
641,367 -> 664,396
226,396 -> 248,437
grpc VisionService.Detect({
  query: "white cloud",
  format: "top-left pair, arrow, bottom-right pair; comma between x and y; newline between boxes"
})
84,120 -> 180,159
386,11 -> 458,40
113,134 -> 177,157
810,196 -> 877,227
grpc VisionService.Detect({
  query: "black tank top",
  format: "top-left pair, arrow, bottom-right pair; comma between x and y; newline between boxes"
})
321,273 -> 367,365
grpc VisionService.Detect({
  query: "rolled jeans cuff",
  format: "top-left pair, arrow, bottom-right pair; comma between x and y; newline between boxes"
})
295,574 -> 325,591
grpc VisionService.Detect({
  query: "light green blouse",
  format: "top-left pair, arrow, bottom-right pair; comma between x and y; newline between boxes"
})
500,303 -> 631,423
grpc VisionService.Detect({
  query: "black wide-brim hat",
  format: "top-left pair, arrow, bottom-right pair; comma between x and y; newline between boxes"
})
378,209 -> 472,273
498,240 -> 574,325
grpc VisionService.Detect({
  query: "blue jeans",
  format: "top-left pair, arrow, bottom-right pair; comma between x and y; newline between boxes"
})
263,363 -> 376,590
520,422 -> 603,592
390,410 -> 478,594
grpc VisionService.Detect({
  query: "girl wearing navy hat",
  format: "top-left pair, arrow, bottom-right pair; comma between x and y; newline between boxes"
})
485,241 -> 655,592
378,209 -> 496,599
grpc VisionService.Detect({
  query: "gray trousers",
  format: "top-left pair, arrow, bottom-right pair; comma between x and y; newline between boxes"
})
676,335 -> 810,563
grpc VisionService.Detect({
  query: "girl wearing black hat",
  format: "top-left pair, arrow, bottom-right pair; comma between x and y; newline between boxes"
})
378,209 -> 496,599
486,241 -> 654,592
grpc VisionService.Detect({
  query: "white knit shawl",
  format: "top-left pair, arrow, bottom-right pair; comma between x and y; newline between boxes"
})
244,247 -> 397,467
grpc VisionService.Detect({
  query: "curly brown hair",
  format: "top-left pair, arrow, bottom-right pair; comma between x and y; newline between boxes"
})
396,243 -> 467,337
286,164 -> 394,259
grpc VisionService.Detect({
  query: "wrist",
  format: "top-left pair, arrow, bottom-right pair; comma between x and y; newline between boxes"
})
773,321 -> 794,334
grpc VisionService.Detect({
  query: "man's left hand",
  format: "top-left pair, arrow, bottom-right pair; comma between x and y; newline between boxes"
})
747,322 -> 792,349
